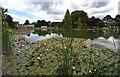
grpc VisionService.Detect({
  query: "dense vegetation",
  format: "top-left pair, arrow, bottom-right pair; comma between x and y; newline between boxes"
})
22,9 -> 120,29
0,6 -> 12,54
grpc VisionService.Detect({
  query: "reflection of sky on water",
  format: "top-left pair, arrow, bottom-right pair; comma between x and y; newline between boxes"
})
25,29 -> 120,52
88,36 -> 120,52
25,33 -> 63,43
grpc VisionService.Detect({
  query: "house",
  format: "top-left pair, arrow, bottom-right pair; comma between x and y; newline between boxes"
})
41,26 -> 47,29
16,24 -> 35,29
40,26 -> 48,31
102,15 -> 114,28
23,24 -> 35,28
16,24 -> 24,29
103,15 -> 114,23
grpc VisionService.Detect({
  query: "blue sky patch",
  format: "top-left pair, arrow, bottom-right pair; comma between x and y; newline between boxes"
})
8,9 -> 39,19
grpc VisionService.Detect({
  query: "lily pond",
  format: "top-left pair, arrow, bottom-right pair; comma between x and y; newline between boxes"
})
2,28 -> 120,75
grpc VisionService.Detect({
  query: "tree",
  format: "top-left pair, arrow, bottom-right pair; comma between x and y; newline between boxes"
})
89,17 -> 104,28
35,20 -> 41,27
114,15 -> 120,27
1,6 -> 12,54
24,20 -> 29,25
118,20 -> 120,27
71,10 -> 89,28
63,9 -> 72,29
103,15 -> 113,23
115,15 -> 120,21
103,15 -> 113,20
41,20 -> 48,26
97,21 -> 105,28
114,18 -> 120,27
5,15 -> 14,28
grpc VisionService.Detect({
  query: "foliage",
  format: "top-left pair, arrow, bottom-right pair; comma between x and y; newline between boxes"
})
114,15 -> 120,21
35,20 -> 50,27
24,20 -> 30,25
114,15 -> 120,27
97,21 -> 105,28
71,10 -> 89,28
88,17 -> 105,28
103,15 -> 113,21
2,21 -> 12,53
1,6 -> 12,53
4,15 -> 14,27
51,22 -> 62,27
63,9 -> 72,29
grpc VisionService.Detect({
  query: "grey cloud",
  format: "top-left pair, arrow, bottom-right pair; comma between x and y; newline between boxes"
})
92,7 -> 113,14
31,2 -> 63,14
51,15 -> 63,20
90,2 -> 110,8
32,2 -> 53,10
49,10 -> 64,15
71,2 -> 89,10
89,6 -> 114,17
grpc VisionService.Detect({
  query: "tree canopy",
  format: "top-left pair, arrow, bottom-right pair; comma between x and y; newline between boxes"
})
71,10 -> 89,28
24,20 -> 30,25
103,15 -> 113,21
63,9 -> 72,29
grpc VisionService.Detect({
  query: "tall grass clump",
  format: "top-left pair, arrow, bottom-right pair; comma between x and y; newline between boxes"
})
2,21 -> 12,54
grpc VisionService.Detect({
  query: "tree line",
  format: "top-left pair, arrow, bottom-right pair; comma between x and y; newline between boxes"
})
63,9 -> 120,29
2,8 -> 120,29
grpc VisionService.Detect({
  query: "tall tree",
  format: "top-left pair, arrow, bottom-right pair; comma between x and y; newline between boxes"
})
5,15 -> 14,28
41,20 -> 48,26
63,9 -> 72,29
71,10 -> 89,28
114,15 -> 120,24
35,20 -> 41,27
24,20 -> 29,25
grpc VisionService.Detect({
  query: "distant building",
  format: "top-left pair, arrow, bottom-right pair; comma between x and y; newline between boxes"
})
41,26 -> 47,29
16,24 -> 23,29
16,24 -> 34,29
103,17 -> 113,23
23,24 -> 35,28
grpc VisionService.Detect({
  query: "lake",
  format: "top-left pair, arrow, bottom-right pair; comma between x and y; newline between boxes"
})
3,28 -> 120,75
25,28 -> 120,52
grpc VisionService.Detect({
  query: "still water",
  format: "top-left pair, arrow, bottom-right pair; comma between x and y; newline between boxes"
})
25,29 -> 120,52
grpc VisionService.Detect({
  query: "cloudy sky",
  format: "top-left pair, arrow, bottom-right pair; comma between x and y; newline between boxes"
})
0,0 -> 120,24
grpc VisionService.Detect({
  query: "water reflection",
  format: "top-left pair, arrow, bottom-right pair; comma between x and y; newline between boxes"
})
88,36 -> 120,52
25,33 -> 63,43
25,29 -> 120,51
